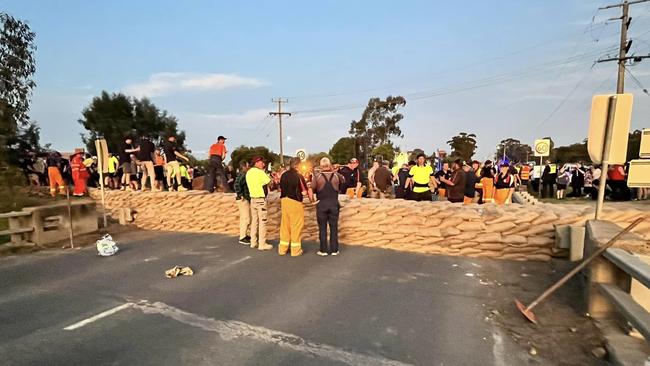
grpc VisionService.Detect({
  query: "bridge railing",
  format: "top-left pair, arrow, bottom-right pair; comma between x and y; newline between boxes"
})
583,220 -> 650,360
0,200 -> 98,247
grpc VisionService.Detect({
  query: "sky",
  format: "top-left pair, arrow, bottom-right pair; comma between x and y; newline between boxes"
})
4,0 -> 650,161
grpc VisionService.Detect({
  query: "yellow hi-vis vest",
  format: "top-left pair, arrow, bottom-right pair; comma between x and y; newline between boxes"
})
549,164 -> 557,174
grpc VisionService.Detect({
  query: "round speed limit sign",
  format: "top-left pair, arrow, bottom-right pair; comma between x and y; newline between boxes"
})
296,149 -> 307,161
534,139 -> 550,157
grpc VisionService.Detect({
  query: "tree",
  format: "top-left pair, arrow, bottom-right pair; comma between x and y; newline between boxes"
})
371,143 -> 396,162
230,145 -> 277,172
446,132 -> 477,162
78,91 -> 186,154
554,141 -> 589,164
0,12 -> 36,164
408,148 -> 426,162
329,137 -> 356,164
495,138 -> 533,163
349,95 -> 406,165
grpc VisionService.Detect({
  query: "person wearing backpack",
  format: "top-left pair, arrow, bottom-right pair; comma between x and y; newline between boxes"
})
555,167 -> 571,200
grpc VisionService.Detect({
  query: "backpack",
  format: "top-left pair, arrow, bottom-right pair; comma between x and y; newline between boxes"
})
96,234 -> 119,256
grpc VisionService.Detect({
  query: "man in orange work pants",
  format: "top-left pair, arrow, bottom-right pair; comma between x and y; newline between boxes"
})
278,157 -> 314,257
46,152 -> 66,197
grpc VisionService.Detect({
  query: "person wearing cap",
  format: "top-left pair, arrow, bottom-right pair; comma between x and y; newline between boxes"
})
338,158 -> 362,196
246,156 -> 273,251
312,157 -> 345,256
494,163 -> 514,205
278,157 -> 314,257
70,150 -> 89,197
405,153 -> 435,201
205,136 -> 231,193
439,159 -> 466,203
163,135 -> 190,191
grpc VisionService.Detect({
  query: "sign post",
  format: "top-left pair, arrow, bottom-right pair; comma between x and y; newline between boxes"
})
587,94 -> 633,220
595,97 -> 617,220
95,139 -> 109,228
534,139 -> 550,199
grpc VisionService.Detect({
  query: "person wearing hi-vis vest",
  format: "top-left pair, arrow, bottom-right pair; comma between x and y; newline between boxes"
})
246,156 -> 273,251
278,157 -> 314,257
406,153 -> 436,201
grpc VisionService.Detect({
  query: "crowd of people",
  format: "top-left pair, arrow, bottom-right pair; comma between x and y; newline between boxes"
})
535,161 -> 648,202
18,134 -> 649,259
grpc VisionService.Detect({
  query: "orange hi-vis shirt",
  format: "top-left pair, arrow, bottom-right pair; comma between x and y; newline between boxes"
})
209,143 -> 226,157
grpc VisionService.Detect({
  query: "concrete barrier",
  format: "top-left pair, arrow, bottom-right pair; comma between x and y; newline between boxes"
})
0,200 -> 98,246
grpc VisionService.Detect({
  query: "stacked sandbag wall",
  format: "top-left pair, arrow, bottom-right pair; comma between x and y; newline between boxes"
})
89,190 -> 650,261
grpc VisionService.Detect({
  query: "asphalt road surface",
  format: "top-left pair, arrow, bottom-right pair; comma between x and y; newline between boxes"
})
0,231 -> 560,365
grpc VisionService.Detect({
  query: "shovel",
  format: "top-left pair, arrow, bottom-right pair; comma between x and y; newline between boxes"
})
515,217 -> 644,324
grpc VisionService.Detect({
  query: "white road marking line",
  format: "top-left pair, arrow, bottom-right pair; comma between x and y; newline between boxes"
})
64,299 -> 411,366
63,303 -> 133,330
133,301 -> 411,366
225,256 -> 252,268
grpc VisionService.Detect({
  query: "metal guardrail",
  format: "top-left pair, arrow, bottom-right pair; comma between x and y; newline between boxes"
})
585,220 -> 650,346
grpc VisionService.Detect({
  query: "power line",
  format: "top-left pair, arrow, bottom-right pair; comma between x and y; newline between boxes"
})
286,22 -> 618,101
292,45 -> 619,115
624,65 -> 650,96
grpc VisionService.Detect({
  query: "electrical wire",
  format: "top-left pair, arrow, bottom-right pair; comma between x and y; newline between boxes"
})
291,45 -> 619,115
286,19 -> 616,101
624,65 -> 650,96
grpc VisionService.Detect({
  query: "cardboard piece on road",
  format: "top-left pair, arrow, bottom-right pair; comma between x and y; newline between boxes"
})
587,94 -> 633,164
165,266 -> 194,278
534,139 -> 551,157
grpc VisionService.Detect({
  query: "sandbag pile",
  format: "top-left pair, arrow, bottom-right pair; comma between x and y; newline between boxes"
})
89,189 -> 650,262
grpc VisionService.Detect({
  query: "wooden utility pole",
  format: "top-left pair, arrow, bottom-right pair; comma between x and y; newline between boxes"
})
597,0 -> 650,93
269,98 -> 291,167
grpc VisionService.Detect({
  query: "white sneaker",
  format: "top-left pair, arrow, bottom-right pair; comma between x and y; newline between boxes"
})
316,251 -> 328,257
178,186 -> 188,192
331,251 -> 339,256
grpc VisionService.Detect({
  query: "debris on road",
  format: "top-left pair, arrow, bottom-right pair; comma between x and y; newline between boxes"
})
591,346 -> 607,359
96,234 -> 119,256
165,266 -> 194,278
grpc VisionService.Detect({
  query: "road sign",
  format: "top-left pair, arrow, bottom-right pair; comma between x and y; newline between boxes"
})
587,94 -> 633,164
296,149 -> 307,161
628,159 -> 650,187
534,139 -> 551,157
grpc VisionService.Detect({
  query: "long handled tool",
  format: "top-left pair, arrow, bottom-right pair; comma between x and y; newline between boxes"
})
65,186 -> 75,249
515,217 -> 644,324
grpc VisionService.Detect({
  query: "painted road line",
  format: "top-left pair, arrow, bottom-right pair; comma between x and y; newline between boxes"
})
63,303 -> 133,330
133,301 -> 412,366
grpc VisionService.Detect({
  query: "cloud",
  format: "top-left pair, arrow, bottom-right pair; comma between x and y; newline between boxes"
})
123,72 -> 268,97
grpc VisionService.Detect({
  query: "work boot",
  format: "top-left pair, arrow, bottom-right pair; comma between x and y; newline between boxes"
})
258,243 -> 273,251
290,246 -> 303,257
278,243 -> 289,256
250,243 -> 258,249
178,186 -> 188,192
